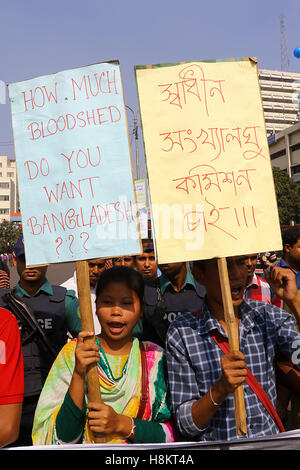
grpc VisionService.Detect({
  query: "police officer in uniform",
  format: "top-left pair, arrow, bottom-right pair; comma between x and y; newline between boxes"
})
137,261 -> 205,348
0,237 -> 81,446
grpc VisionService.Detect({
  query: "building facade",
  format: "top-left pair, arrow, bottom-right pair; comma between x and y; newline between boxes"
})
258,68 -> 300,136
0,156 -> 19,222
268,121 -> 300,183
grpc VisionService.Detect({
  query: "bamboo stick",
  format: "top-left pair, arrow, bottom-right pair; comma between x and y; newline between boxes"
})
217,257 -> 247,436
75,260 -> 104,443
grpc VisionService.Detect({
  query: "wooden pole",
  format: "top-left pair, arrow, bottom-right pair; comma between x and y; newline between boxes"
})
75,260 -> 104,443
217,257 -> 247,436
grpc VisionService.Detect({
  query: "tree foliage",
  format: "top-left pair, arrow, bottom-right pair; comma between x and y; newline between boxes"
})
0,220 -> 21,253
272,166 -> 300,225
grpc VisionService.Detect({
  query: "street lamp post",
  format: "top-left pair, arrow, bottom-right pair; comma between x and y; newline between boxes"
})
125,105 -> 139,180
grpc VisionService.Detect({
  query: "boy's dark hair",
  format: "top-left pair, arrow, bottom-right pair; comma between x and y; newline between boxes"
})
141,238 -> 154,253
282,227 -> 300,250
95,266 -> 144,306
192,259 -> 208,271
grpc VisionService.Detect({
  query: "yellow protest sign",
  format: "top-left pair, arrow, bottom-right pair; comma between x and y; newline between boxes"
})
135,58 -> 282,263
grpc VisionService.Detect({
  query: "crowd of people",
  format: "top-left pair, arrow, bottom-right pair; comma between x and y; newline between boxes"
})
1,228 -> 300,447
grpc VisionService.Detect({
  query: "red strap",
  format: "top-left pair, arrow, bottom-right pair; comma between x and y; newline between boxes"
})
210,330 -> 285,433
136,341 -> 148,419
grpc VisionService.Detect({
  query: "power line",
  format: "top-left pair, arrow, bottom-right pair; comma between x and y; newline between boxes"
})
280,13 -> 290,72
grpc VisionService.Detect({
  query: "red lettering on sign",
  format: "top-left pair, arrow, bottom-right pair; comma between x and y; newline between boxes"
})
22,83 -> 58,112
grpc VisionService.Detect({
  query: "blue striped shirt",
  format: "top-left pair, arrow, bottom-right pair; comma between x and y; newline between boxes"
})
166,298 -> 300,441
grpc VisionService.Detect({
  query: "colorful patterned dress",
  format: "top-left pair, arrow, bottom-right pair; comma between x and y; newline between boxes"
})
32,337 -> 176,444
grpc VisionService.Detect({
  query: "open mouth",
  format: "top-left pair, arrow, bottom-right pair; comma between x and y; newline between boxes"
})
108,322 -> 126,335
230,285 -> 244,300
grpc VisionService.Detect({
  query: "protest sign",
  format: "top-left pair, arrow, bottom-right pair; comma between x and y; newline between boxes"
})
135,58 -> 282,264
135,57 -> 282,436
9,61 -> 142,442
8,61 -> 141,266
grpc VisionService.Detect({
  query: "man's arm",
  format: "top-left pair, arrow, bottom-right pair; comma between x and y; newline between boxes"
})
0,403 -> 22,447
265,267 -> 300,324
166,323 -> 247,436
190,352 -> 247,430
0,310 -> 24,447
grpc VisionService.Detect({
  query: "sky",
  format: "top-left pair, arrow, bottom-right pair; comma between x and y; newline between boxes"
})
1,0 -> 300,179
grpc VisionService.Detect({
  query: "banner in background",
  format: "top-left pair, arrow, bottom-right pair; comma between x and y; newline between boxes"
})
134,179 -> 148,238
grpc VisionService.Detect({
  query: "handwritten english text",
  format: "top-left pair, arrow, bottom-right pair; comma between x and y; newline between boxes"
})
43,176 -> 100,203
24,145 -> 102,180
26,199 -> 136,236
27,105 -> 122,141
21,69 -> 119,112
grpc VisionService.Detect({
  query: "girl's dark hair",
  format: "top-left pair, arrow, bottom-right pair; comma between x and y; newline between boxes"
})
95,266 -> 144,306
